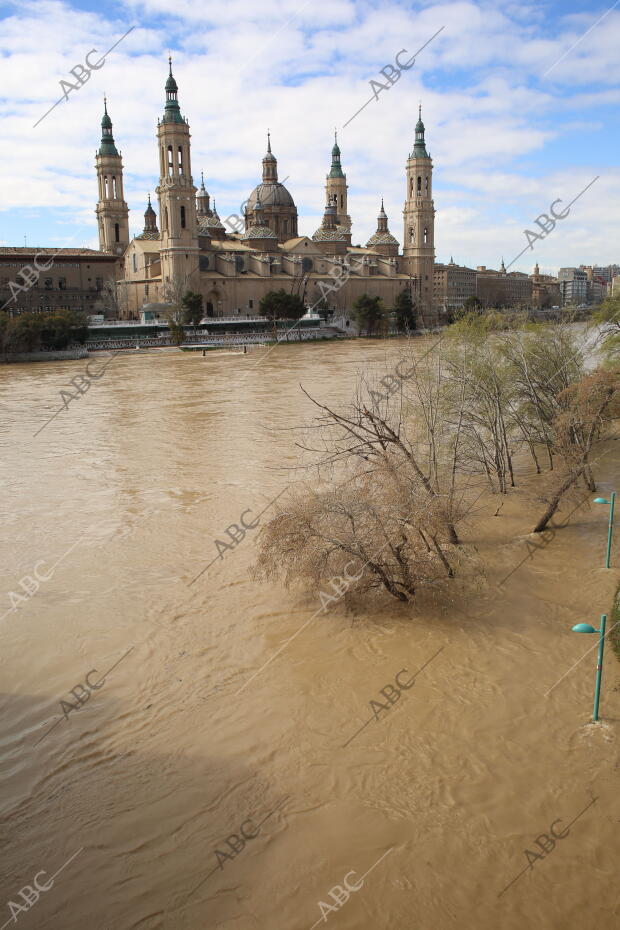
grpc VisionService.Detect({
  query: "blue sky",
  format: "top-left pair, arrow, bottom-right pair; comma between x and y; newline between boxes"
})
0,0 -> 618,273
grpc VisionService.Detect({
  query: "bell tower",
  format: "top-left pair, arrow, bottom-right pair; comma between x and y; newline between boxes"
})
155,58 -> 199,288
403,106 -> 435,315
95,98 -> 129,255
325,131 -> 351,235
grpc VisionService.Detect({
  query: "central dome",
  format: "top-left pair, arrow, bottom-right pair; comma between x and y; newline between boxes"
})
247,181 -> 295,210
244,136 -> 299,242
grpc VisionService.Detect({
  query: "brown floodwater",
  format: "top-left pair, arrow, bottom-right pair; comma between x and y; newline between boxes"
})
0,337 -> 619,930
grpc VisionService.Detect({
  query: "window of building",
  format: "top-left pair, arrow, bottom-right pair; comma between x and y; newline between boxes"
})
44,278 -> 52,289
145,284 -> 149,296
249,299 -> 254,309
409,227 -> 415,244
58,278 -> 66,290
178,146 -> 184,174
423,227 -> 428,244
302,257 -> 313,273
181,205 -> 186,229
132,254 -> 137,272
417,176 -> 421,193
167,145 -> 173,177
95,277 -> 103,290
104,176 -> 109,198
199,255 -> 210,272
115,223 -> 120,242
424,176 -> 428,194
112,176 -> 117,198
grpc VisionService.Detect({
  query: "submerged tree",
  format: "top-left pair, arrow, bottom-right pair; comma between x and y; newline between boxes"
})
351,294 -> 386,336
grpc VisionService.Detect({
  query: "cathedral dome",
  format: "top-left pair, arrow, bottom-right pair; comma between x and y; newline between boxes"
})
367,231 -> 399,246
247,181 -> 295,210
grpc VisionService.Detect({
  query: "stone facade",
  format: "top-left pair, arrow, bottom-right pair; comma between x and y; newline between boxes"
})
0,248 -> 119,316
433,258 -> 477,315
476,262 -> 533,308
102,60 -> 437,324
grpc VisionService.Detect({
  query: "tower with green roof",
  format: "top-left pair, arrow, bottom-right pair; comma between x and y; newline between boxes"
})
403,105 -> 435,318
95,97 -> 129,255
155,57 -> 199,286
325,131 -> 351,241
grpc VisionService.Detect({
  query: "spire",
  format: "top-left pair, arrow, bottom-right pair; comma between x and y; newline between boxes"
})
99,96 -> 118,156
143,193 -> 158,232
366,200 -> 398,250
162,56 -> 184,124
412,104 -> 429,158
196,173 -> 210,216
262,134 -> 278,182
377,199 -> 388,232
329,132 -> 344,179
500,257 -> 506,274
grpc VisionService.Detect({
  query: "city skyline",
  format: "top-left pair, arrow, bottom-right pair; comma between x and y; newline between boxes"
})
1,0 -> 618,273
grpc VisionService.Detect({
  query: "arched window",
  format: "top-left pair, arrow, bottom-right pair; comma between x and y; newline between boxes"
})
178,146 -> 183,174
104,176 -> 109,198
164,207 -> 169,231
417,176 -> 421,193
180,205 -> 186,229
410,178 -> 414,196
340,194 -> 343,208
409,226 -> 415,244
112,176 -> 117,198
423,226 -> 428,244
167,145 -> 173,177
425,176 -> 429,194
115,223 -> 120,242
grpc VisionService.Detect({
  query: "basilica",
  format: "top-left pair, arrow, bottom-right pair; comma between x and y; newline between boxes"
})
96,59 -> 437,322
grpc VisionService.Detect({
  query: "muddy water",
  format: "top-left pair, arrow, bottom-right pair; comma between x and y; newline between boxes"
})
0,339 -> 619,930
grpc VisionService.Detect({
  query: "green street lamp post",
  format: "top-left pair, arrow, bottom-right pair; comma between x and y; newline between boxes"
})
593,491 -> 615,569
572,614 -> 607,722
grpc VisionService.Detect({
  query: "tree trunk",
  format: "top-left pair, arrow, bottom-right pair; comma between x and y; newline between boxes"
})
532,468 -> 582,532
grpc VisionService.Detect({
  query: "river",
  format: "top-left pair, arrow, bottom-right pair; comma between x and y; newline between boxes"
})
1,338 -> 619,930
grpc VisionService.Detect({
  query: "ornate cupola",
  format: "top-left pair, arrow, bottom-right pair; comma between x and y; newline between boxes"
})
329,132 -> 344,179
136,194 -> 160,240
196,172 -> 210,216
366,199 -> 399,256
412,104 -> 430,158
240,194 -> 279,251
312,195 -> 348,256
262,131 -> 278,182
99,98 -> 118,156
162,56 -> 185,124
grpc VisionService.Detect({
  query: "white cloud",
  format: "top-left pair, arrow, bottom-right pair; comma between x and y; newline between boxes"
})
0,0 -> 618,274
